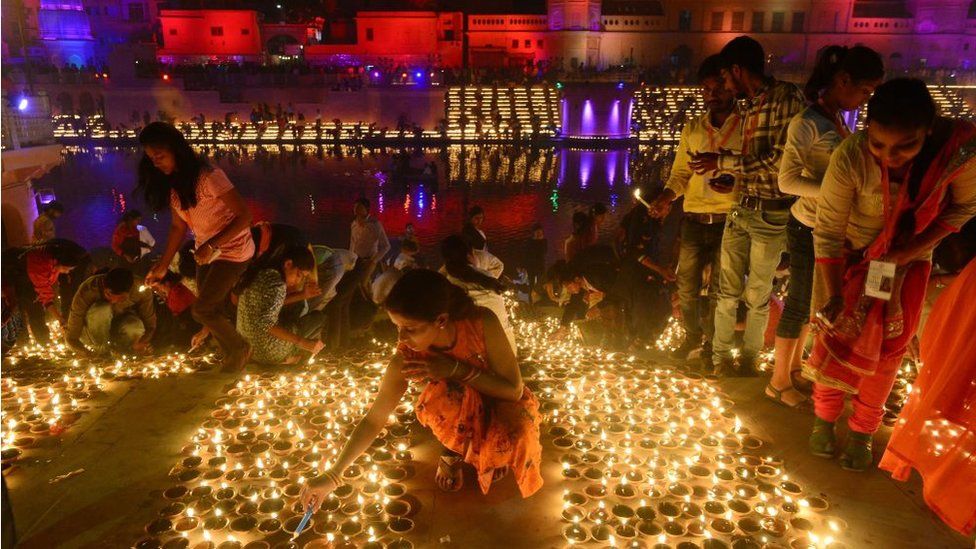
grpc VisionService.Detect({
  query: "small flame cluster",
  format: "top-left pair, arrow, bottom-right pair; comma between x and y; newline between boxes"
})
2,334 -> 217,468
138,350 -> 417,549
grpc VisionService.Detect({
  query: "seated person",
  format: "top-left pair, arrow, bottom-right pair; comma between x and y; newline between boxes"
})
152,270 -> 203,348
393,239 -> 419,271
236,246 -> 325,364
550,249 -> 620,339
64,268 -> 155,356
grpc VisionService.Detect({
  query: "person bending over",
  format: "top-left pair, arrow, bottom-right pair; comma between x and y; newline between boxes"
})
64,268 -> 155,356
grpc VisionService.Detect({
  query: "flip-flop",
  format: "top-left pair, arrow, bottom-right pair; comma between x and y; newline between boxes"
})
764,384 -> 812,412
435,453 -> 464,492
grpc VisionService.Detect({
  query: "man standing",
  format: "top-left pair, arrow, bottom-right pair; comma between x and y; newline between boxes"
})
64,268 -> 156,356
325,198 -> 389,349
688,36 -> 805,375
653,54 -> 741,369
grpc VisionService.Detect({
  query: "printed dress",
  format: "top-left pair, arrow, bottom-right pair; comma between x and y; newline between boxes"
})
399,313 -> 543,497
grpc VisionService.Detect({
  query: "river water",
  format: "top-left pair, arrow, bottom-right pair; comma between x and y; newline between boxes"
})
36,143 -> 675,271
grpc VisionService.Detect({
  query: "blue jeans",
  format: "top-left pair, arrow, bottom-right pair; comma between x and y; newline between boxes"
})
713,205 -> 789,361
776,215 -> 814,339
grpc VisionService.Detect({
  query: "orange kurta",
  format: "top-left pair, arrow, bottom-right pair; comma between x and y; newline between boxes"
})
399,315 -> 543,497
879,258 -> 976,535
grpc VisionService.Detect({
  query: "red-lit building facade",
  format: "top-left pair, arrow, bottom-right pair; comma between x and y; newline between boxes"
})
3,0 -> 976,71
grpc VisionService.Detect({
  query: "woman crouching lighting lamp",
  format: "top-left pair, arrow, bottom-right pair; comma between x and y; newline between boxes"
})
301,269 -> 543,511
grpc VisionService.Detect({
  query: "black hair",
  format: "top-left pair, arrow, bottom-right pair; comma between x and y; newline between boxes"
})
178,241 -> 197,279
237,245 -> 314,292
548,259 -> 582,285
355,197 -> 371,210
467,205 -> 484,219
104,267 -> 134,294
531,223 -> 543,232
43,201 -> 65,214
384,269 -> 479,322
866,78 -> 937,131
160,270 -> 183,285
43,238 -> 88,267
804,45 -> 884,102
571,211 -> 592,237
120,209 -> 143,224
401,239 -> 419,253
590,202 -> 607,217
697,54 -> 724,81
120,237 -> 143,259
137,122 -> 208,212
719,36 -> 765,76
441,235 -> 505,293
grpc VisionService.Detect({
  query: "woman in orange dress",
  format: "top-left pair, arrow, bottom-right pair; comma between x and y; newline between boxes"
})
301,269 -> 543,510
878,256 -> 976,535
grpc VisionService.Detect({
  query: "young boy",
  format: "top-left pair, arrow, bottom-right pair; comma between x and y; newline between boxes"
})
393,239 -> 419,271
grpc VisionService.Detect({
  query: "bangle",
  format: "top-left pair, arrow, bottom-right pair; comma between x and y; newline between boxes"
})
322,468 -> 342,485
460,365 -> 481,383
448,360 -> 461,379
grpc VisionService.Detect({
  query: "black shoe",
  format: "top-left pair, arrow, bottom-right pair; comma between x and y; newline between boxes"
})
712,357 -> 734,377
734,355 -> 759,378
670,338 -> 702,361
699,343 -> 714,373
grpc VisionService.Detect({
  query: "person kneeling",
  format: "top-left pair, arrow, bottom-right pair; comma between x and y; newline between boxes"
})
300,270 -> 542,509
237,246 -> 325,364
64,268 -> 155,356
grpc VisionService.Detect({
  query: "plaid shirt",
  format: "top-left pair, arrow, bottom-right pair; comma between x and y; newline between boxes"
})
718,79 -> 806,199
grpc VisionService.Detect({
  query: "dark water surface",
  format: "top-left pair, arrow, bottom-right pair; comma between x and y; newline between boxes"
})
38,144 -> 674,271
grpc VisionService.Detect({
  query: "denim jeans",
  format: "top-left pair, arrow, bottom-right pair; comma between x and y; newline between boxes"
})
674,219 -> 725,347
776,215 -> 815,339
80,301 -> 145,354
713,205 -> 789,361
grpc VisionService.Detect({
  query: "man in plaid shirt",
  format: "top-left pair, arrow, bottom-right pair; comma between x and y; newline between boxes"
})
689,36 -> 806,376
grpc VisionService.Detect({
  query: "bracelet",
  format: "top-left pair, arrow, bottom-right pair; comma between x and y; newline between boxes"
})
448,360 -> 461,379
322,468 -> 342,485
459,365 -> 482,383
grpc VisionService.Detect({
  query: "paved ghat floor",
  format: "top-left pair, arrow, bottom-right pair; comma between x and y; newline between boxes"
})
3,346 -> 972,549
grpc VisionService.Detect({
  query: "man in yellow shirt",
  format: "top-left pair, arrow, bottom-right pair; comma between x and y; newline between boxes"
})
652,55 -> 741,369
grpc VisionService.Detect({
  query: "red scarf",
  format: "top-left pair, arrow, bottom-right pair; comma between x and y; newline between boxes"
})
806,120 -> 976,393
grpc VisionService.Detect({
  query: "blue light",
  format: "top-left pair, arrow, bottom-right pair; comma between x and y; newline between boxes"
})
617,82 -> 625,90
373,71 -> 380,78
415,71 -> 423,79
17,98 -> 28,111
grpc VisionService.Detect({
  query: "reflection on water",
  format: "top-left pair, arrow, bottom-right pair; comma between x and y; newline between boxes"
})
40,144 -> 674,270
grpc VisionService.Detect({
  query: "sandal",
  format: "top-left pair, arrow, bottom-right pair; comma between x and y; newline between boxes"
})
435,452 -> 464,492
764,383 -> 812,411
790,370 -> 813,395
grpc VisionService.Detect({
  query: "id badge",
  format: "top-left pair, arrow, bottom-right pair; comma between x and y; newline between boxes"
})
864,260 -> 896,301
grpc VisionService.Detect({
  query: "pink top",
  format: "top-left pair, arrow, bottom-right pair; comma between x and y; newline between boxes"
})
171,167 -> 254,263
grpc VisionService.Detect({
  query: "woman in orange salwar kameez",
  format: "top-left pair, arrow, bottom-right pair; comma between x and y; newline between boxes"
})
301,269 -> 542,512
878,257 -> 976,535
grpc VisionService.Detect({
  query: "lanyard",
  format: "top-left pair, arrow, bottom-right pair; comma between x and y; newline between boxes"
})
741,94 -> 766,155
705,113 -> 740,151
812,101 -> 851,139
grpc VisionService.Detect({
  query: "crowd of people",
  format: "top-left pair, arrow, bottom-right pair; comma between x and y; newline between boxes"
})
2,34 -> 975,536
520,36 -> 975,534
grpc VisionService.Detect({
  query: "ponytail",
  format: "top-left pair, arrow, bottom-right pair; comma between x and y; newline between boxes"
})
805,45 -> 884,102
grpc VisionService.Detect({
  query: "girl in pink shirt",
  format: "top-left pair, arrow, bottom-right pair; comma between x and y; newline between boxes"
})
140,122 -> 255,371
